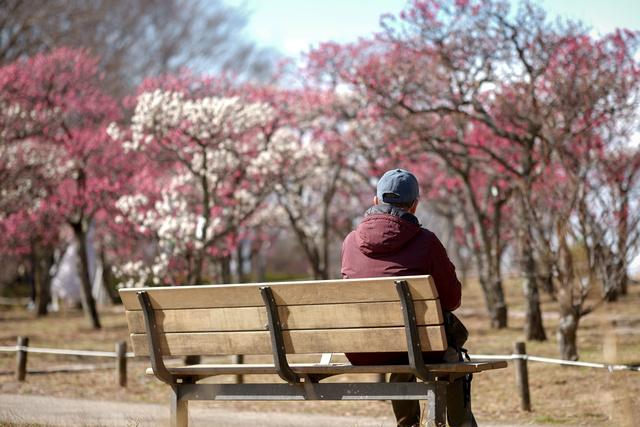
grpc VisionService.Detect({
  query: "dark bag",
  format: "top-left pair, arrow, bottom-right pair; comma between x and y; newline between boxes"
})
443,310 -> 473,402
443,310 -> 468,348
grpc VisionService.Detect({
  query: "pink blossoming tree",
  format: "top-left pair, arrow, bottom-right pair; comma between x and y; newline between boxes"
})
0,47 -> 126,327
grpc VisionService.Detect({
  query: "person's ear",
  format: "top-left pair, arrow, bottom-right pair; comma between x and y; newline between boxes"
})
374,196 -> 380,205
409,199 -> 419,214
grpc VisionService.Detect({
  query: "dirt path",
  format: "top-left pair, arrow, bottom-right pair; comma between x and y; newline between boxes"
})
4,392 -> 390,426
1,393 -> 563,427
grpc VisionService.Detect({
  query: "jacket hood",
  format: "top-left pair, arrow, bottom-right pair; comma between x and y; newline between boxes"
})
355,205 -> 421,257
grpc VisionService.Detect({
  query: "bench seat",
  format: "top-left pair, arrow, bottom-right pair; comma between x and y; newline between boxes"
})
152,360 -> 506,378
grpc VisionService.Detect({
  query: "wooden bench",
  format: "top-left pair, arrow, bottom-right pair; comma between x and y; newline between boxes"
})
120,275 -> 507,427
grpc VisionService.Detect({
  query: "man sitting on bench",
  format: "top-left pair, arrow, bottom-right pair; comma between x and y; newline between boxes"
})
341,168 -> 476,427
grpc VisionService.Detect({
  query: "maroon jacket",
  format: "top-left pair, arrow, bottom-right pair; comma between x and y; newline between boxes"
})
341,204 -> 462,365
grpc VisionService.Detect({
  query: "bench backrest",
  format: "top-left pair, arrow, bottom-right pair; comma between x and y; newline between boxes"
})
119,275 -> 446,358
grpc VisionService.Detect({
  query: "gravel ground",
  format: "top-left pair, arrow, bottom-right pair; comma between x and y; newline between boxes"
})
2,393 -> 388,426
0,393 -> 562,427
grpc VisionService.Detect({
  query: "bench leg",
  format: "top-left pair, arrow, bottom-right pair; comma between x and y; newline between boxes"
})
424,382 -> 447,426
170,385 -> 188,427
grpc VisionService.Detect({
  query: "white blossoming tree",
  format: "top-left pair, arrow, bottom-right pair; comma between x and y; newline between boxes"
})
109,73 -> 304,286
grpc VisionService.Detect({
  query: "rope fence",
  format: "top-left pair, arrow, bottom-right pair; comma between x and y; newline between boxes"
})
471,353 -> 640,371
474,341 -> 639,411
0,336 -> 131,386
1,337 -> 638,410
0,344 -> 135,359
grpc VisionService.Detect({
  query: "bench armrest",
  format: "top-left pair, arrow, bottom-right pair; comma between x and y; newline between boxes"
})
260,285 -> 300,383
396,279 -> 436,382
137,290 -> 175,385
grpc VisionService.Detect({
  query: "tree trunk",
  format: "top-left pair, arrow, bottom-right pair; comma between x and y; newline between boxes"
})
191,250 -> 204,285
516,145 -> 546,341
72,220 -> 101,329
220,255 -> 232,284
602,256 -> 628,302
236,244 -> 246,283
251,246 -> 265,282
488,266 -> 507,329
475,253 -> 508,329
280,199 -> 328,281
307,245 -> 326,280
461,177 -> 508,329
99,250 -> 116,306
615,186 -> 629,298
557,311 -> 579,361
615,259 -> 628,297
618,273 -> 628,297
492,299 -> 508,329
477,272 -> 507,329
32,243 -> 53,316
302,241 -> 325,280
522,240 -> 546,341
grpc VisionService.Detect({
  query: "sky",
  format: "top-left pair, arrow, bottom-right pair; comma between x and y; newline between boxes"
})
227,0 -> 640,58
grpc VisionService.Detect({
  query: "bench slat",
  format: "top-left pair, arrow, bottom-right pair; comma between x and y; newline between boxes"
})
129,325 -> 447,357
125,300 -> 443,334
153,360 -> 508,377
119,275 -> 438,310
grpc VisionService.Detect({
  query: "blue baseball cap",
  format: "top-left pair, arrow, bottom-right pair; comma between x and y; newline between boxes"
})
376,169 -> 419,204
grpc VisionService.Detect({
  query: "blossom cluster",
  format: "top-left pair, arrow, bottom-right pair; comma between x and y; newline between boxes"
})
110,88 -> 320,286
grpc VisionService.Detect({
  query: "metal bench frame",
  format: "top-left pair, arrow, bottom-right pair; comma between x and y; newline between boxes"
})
132,279 -> 505,427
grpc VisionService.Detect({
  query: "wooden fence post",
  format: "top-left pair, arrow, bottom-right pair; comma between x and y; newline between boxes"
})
233,355 -> 244,384
513,341 -> 531,411
16,336 -> 28,381
116,341 -> 127,387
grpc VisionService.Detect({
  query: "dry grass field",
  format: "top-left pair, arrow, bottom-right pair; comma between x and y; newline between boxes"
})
1,277 -> 639,426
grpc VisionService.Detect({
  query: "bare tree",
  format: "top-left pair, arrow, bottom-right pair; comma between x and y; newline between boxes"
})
0,0 -> 280,98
